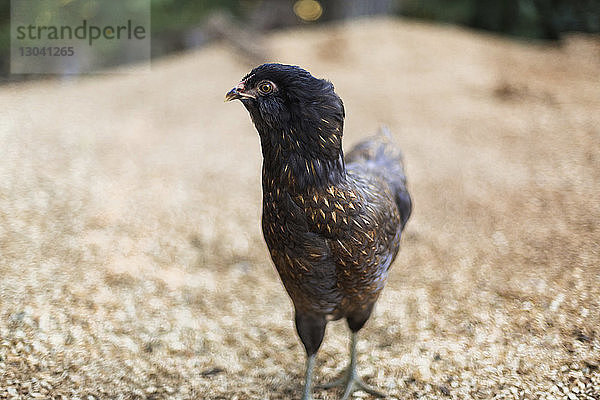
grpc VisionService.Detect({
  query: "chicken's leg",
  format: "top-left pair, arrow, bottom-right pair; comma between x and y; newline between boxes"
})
301,354 -> 316,400
296,313 -> 327,400
318,332 -> 386,399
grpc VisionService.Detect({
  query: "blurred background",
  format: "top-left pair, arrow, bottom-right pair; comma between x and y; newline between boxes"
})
1,0 -> 600,79
1,1 -> 599,399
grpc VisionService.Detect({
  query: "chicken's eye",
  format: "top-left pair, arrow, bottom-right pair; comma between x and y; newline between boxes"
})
258,81 -> 273,95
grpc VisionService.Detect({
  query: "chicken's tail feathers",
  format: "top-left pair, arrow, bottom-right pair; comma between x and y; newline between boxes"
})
377,125 -> 393,139
345,126 -> 412,228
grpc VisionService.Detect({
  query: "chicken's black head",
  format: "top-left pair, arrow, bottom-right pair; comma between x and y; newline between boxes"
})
226,63 -> 346,189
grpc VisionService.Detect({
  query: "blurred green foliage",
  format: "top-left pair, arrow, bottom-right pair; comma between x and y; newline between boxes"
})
1,0 -> 599,78
151,0 -> 240,32
399,0 -> 600,40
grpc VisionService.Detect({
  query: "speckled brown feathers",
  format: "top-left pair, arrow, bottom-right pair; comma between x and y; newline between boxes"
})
227,63 -> 411,364
262,167 -> 404,320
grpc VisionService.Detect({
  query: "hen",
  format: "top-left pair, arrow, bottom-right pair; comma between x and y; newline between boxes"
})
226,63 -> 412,400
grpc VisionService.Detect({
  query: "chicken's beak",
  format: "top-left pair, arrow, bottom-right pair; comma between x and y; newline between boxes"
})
225,82 -> 255,102
225,87 -> 242,102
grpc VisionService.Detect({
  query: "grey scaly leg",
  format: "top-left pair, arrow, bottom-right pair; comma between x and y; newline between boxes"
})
318,332 -> 386,399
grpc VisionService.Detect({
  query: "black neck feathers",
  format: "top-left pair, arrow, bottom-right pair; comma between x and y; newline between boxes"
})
255,108 -> 346,192
238,63 -> 347,192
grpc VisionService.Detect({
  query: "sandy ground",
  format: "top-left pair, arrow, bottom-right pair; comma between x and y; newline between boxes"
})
1,17 -> 599,400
